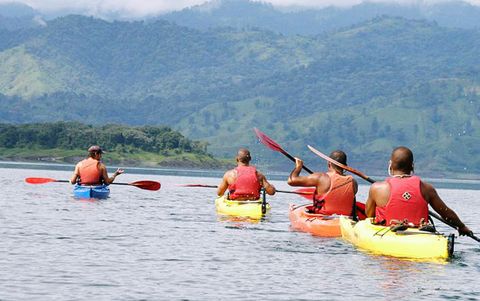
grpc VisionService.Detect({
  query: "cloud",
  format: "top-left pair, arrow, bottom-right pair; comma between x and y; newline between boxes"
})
1,0 -> 480,18
264,0 -> 480,8
0,0 -> 205,17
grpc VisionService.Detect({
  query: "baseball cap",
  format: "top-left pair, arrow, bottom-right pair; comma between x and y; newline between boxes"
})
88,145 -> 105,153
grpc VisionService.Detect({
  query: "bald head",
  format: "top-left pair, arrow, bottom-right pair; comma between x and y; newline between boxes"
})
237,148 -> 252,164
390,146 -> 414,173
328,150 -> 347,173
330,150 -> 347,165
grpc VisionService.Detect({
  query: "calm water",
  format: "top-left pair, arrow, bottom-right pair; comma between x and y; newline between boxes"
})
1,166 -> 480,300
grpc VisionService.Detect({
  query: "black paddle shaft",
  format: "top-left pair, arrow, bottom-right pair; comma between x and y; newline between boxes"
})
281,150 -> 314,174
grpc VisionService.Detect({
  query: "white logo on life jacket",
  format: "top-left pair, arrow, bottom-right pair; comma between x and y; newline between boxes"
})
402,192 -> 411,200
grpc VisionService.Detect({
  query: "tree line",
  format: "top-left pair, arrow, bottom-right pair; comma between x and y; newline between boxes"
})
0,122 -> 210,155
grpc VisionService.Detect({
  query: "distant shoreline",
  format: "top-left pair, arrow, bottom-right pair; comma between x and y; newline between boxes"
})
0,149 -> 234,171
0,160 -> 228,179
2,160 -> 480,190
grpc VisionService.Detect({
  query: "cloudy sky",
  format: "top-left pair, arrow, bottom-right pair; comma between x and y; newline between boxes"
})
2,0 -> 480,18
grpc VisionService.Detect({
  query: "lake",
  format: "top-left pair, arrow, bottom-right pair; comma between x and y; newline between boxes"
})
1,164 -> 480,300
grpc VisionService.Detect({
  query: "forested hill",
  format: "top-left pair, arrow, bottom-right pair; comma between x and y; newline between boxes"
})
0,15 -> 479,176
0,122 -> 224,168
161,0 -> 480,35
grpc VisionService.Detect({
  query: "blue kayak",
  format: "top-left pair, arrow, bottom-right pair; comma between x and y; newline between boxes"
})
73,184 -> 110,199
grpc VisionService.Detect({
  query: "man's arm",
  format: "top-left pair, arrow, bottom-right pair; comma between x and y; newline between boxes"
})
421,181 -> 472,236
258,172 -> 276,195
101,164 -> 124,185
287,158 -> 322,187
217,172 -> 230,196
70,164 -> 80,184
365,181 -> 389,217
352,179 -> 358,195
365,186 -> 377,218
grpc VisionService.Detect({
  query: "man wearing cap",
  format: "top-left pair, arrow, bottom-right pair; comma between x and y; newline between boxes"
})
70,145 -> 124,185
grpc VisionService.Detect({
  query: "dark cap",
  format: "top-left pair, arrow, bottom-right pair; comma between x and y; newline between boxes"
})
88,145 -> 104,153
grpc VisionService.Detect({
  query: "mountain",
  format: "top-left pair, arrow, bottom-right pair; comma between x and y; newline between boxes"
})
0,2 -> 37,17
0,15 -> 479,176
0,2 -> 45,30
161,0 -> 480,35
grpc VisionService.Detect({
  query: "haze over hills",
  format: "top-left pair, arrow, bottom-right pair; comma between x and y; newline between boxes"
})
3,0 -> 480,33
0,10 -> 479,176
161,0 -> 480,35
3,0 -> 480,34
0,2 -> 45,30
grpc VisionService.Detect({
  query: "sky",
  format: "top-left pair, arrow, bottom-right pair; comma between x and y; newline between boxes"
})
1,0 -> 480,18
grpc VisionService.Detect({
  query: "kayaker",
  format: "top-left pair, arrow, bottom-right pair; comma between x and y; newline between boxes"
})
365,146 -> 472,236
287,150 -> 358,216
217,148 -> 276,200
70,145 -> 124,186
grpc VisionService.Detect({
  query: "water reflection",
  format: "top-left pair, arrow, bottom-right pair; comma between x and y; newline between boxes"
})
216,213 -> 272,224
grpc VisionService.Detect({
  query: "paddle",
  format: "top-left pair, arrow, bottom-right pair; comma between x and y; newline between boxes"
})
254,128 -> 314,174
178,184 -> 314,196
307,145 -> 480,242
254,128 -> 366,219
307,145 -> 374,184
25,177 -> 161,191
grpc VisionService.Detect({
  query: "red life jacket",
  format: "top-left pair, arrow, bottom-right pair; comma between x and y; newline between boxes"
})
78,157 -> 103,185
313,172 -> 355,215
375,176 -> 429,226
228,166 -> 262,200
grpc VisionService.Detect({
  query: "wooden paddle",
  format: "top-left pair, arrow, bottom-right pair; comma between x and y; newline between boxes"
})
254,128 -> 366,219
25,177 -> 161,191
307,145 -> 480,242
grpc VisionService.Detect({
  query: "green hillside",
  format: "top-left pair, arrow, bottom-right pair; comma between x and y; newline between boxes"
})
0,122 -> 227,168
0,15 -> 478,176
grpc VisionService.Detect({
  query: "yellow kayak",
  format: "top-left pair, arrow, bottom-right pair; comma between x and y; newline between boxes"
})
215,195 -> 270,219
339,216 -> 454,261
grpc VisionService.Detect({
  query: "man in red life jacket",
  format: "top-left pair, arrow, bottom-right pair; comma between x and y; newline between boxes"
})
366,146 -> 472,235
70,145 -> 124,186
217,148 -> 276,200
288,150 -> 358,216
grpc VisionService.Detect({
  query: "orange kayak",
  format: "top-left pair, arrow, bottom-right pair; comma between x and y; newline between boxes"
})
289,204 -> 342,237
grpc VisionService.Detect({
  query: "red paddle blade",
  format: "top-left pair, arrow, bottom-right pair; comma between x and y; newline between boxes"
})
25,177 -> 57,184
178,184 -> 218,188
254,128 -> 286,154
130,180 -> 161,191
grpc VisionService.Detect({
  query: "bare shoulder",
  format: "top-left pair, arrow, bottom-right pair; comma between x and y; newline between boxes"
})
420,180 -> 435,191
98,162 -> 107,171
369,180 -> 389,193
320,172 -> 330,178
224,168 -> 235,177
317,172 -> 331,185
223,169 -> 237,182
420,180 -> 437,200
256,169 -> 266,178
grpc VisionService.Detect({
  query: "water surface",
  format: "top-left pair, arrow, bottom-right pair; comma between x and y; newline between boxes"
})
1,167 -> 479,300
